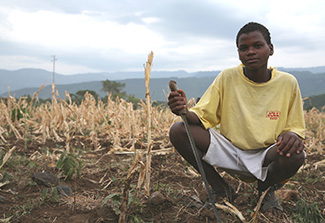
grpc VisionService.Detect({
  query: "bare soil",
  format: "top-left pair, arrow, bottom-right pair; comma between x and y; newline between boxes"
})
0,137 -> 324,223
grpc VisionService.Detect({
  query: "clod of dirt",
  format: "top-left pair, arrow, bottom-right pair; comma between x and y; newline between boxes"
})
32,171 -> 59,187
276,189 -> 299,201
0,195 -> 6,204
57,185 -> 72,197
149,191 -> 166,206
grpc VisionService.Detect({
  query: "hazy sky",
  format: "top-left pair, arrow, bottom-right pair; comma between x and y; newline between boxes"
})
0,0 -> 324,74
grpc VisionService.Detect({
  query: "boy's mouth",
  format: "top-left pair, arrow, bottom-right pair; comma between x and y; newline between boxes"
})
247,58 -> 258,63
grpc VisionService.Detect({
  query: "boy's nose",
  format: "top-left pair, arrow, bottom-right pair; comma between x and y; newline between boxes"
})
247,47 -> 256,55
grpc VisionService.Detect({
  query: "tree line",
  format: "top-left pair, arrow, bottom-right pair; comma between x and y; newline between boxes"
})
2,79 -> 323,111
1,80 -> 143,109
304,93 -> 325,111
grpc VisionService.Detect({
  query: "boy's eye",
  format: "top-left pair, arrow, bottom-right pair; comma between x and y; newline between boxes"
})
254,43 -> 264,49
238,46 -> 248,52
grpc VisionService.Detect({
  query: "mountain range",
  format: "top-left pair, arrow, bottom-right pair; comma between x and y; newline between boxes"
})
1,66 -> 325,102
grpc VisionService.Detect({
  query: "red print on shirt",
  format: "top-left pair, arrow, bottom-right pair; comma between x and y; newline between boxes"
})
266,111 -> 281,120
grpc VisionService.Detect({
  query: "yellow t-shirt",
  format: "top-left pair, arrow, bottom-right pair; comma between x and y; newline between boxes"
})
190,65 -> 305,150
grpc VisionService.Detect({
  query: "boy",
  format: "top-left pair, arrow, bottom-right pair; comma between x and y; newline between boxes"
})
168,22 -> 305,217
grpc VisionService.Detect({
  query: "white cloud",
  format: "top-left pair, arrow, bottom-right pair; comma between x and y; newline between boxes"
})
0,55 -> 102,74
141,17 -> 160,24
3,9 -> 165,53
0,55 -> 47,69
0,0 -> 324,74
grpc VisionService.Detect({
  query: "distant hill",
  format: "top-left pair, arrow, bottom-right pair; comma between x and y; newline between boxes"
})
1,66 -> 325,93
290,71 -> 325,97
279,66 -> 325,74
1,67 -> 325,103
0,68 -> 193,94
2,77 -> 216,103
2,74 -> 325,104
193,66 -> 325,77
304,93 -> 325,110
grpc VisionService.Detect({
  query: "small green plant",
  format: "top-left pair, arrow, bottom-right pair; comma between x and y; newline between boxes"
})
0,149 -> 5,166
41,187 -> 60,203
291,199 -> 324,223
156,183 -> 173,197
28,161 -> 37,171
11,199 -> 40,220
128,188 -> 142,209
0,172 -> 11,183
11,107 -> 26,122
101,193 -> 121,215
101,188 -> 144,222
56,151 -> 82,180
1,153 -> 29,168
129,215 -> 145,223
183,160 -> 191,169
293,168 -> 323,185
13,203 -> 32,219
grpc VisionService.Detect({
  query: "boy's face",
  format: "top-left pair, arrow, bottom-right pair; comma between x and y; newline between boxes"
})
237,31 -> 274,71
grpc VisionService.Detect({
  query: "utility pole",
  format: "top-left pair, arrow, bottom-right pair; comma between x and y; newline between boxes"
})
51,55 -> 57,84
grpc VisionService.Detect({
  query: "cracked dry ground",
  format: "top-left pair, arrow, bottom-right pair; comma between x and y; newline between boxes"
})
0,138 -> 324,223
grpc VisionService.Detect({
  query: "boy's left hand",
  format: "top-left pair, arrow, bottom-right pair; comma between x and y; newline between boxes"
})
276,132 -> 304,157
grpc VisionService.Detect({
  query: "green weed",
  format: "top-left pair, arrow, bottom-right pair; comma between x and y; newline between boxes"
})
1,153 -> 29,168
0,149 -> 5,166
11,107 -> 26,122
291,199 -> 324,223
56,151 -> 82,180
9,199 -> 40,220
293,168 -> 323,185
101,187 -> 145,222
41,187 -> 60,203
101,193 -> 121,215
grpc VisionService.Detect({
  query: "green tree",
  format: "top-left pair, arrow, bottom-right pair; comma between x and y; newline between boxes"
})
101,80 -> 143,109
71,90 -> 99,104
101,80 -> 126,99
76,90 -> 99,99
127,94 -> 142,109
304,93 -> 325,111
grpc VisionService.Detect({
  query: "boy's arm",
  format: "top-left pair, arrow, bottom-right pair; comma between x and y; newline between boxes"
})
183,110 -> 202,125
276,76 -> 305,158
168,90 -> 202,125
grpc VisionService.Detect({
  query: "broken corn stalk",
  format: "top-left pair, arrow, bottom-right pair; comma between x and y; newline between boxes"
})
144,51 -> 154,197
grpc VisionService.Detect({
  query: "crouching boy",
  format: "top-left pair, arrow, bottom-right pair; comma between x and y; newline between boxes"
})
168,22 -> 305,217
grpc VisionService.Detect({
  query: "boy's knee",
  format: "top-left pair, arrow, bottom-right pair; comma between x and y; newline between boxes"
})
291,151 -> 305,167
294,151 -> 305,168
280,151 -> 305,173
169,122 -> 186,141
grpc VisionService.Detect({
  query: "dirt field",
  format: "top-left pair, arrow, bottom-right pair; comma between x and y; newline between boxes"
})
0,95 -> 324,222
0,135 -> 324,223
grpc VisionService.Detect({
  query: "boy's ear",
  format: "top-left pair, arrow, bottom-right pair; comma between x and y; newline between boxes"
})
269,44 -> 274,56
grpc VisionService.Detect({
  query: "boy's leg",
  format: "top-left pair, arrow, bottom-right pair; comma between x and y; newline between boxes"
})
258,146 -> 305,191
169,122 -> 232,197
257,146 -> 305,215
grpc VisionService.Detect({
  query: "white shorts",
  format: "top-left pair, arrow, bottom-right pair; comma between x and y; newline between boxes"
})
202,128 -> 274,182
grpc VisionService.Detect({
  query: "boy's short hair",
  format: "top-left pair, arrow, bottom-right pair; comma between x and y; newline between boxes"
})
236,22 -> 272,46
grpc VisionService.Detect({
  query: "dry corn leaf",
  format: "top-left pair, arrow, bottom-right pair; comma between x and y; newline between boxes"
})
213,201 -> 247,222
250,187 -> 270,223
0,146 -> 16,169
0,180 -> 10,188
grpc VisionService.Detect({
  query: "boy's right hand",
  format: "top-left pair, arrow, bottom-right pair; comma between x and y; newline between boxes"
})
168,89 -> 188,115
